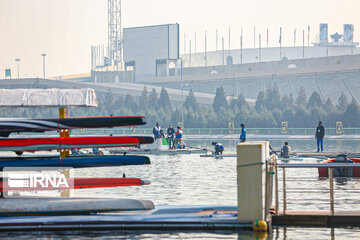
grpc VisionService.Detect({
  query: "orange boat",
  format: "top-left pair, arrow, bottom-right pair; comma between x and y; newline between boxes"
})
318,155 -> 360,177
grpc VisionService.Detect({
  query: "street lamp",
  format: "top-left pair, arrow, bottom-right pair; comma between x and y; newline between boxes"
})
15,58 -> 20,78
41,53 -> 46,78
180,58 -> 184,129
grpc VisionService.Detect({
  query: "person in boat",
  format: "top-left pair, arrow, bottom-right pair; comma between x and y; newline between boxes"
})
93,147 -> 104,155
280,142 -> 291,158
153,123 -> 162,139
315,121 -> 325,152
177,140 -> 186,149
212,142 -> 224,155
240,123 -> 246,143
71,148 -> 81,155
167,124 -> 175,149
174,126 -> 183,148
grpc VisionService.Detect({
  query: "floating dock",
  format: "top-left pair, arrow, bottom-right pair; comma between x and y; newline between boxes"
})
110,149 -> 207,155
0,205 -> 257,231
272,210 -> 360,227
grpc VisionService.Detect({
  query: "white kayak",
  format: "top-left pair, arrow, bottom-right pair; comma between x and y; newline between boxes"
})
0,197 -> 155,215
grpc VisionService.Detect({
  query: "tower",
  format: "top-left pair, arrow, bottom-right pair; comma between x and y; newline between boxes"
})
108,0 -> 122,68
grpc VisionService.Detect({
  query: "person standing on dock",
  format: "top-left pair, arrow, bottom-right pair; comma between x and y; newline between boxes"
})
174,126 -> 183,148
240,123 -> 246,142
167,124 -> 175,149
315,121 -> 325,152
153,123 -> 162,139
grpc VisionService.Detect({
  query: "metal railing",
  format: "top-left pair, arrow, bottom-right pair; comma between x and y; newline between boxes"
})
66,127 -> 360,136
275,163 -> 360,216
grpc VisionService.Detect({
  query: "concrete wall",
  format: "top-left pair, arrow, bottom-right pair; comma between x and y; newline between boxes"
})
182,46 -> 360,68
140,54 -> 360,83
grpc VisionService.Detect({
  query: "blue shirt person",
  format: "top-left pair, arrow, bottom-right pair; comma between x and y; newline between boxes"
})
240,123 -> 246,142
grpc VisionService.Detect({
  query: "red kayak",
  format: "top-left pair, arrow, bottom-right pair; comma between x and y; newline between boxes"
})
0,177 -> 150,192
0,136 -> 143,152
318,155 -> 360,177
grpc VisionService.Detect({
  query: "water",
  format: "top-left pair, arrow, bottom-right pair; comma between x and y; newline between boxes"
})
2,138 -> 360,239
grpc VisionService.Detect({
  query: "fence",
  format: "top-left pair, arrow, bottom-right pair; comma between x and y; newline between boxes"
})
67,127 -> 360,136
275,162 -> 360,215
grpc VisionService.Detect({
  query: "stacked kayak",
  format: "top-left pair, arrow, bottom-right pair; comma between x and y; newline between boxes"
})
0,115 -> 155,214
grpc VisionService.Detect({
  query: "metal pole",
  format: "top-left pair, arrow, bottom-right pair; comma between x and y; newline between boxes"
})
283,168 -> 287,214
216,29 -> 218,51
275,162 -> 279,215
259,34 -> 261,62
41,53 -> 46,78
205,31 -> 207,67
329,167 -> 334,215
240,27 -> 243,64
303,29 -> 305,58
15,58 -> 20,78
181,59 -> 184,128
222,37 -> 225,65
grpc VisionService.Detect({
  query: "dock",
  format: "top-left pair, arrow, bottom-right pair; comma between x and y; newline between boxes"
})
272,210 -> 360,227
0,205 -> 255,231
110,148 -> 207,155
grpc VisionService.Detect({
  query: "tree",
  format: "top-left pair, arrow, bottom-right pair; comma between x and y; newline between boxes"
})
324,97 -> 335,112
124,94 -> 138,111
148,88 -> 158,109
184,89 -> 199,111
295,87 -> 307,107
343,98 -> 360,127
255,91 -> 265,113
104,88 -> 115,112
213,87 -> 228,113
139,86 -> 148,110
265,83 -> 281,110
158,87 -> 172,111
307,91 -> 323,109
337,92 -> 348,111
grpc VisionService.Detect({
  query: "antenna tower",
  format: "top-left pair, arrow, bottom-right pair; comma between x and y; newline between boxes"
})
108,0 -> 122,67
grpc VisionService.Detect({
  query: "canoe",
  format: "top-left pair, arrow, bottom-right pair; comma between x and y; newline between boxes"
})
0,198 -> 155,216
0,177 -> 150,191
0,155 -> 150,169
0,116 -> 146,137
318,155 -> 360,177
0,136 -> 141,152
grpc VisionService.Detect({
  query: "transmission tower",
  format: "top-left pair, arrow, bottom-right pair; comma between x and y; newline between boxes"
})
108,0 -> 122,67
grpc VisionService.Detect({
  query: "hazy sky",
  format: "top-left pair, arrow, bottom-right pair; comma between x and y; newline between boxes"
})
1,0 -> 359,78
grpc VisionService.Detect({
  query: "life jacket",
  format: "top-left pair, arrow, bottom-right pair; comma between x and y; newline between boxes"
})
153,126 -> 161,138
176,129 -> 183,139
281,145 -> 291,158
215,143 -> 224,151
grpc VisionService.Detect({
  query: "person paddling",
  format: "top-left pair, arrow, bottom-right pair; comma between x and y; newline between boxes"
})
280,142 -> 291,158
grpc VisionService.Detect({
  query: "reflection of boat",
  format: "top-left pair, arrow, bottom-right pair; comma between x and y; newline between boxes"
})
318,155 -> 360,177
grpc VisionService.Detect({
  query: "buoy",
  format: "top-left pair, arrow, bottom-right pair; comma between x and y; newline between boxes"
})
253,219 -> 268,231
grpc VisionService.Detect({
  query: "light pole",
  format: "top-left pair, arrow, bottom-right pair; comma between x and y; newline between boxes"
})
15,58 -> 20,78
180,58 -> 184,129
41,53 -> 46,78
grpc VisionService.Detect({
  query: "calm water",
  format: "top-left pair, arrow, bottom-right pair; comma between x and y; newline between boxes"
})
2,138 -> 360,239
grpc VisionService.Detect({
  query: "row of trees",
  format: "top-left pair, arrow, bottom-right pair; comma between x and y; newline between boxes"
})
0,84 -> 359,129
